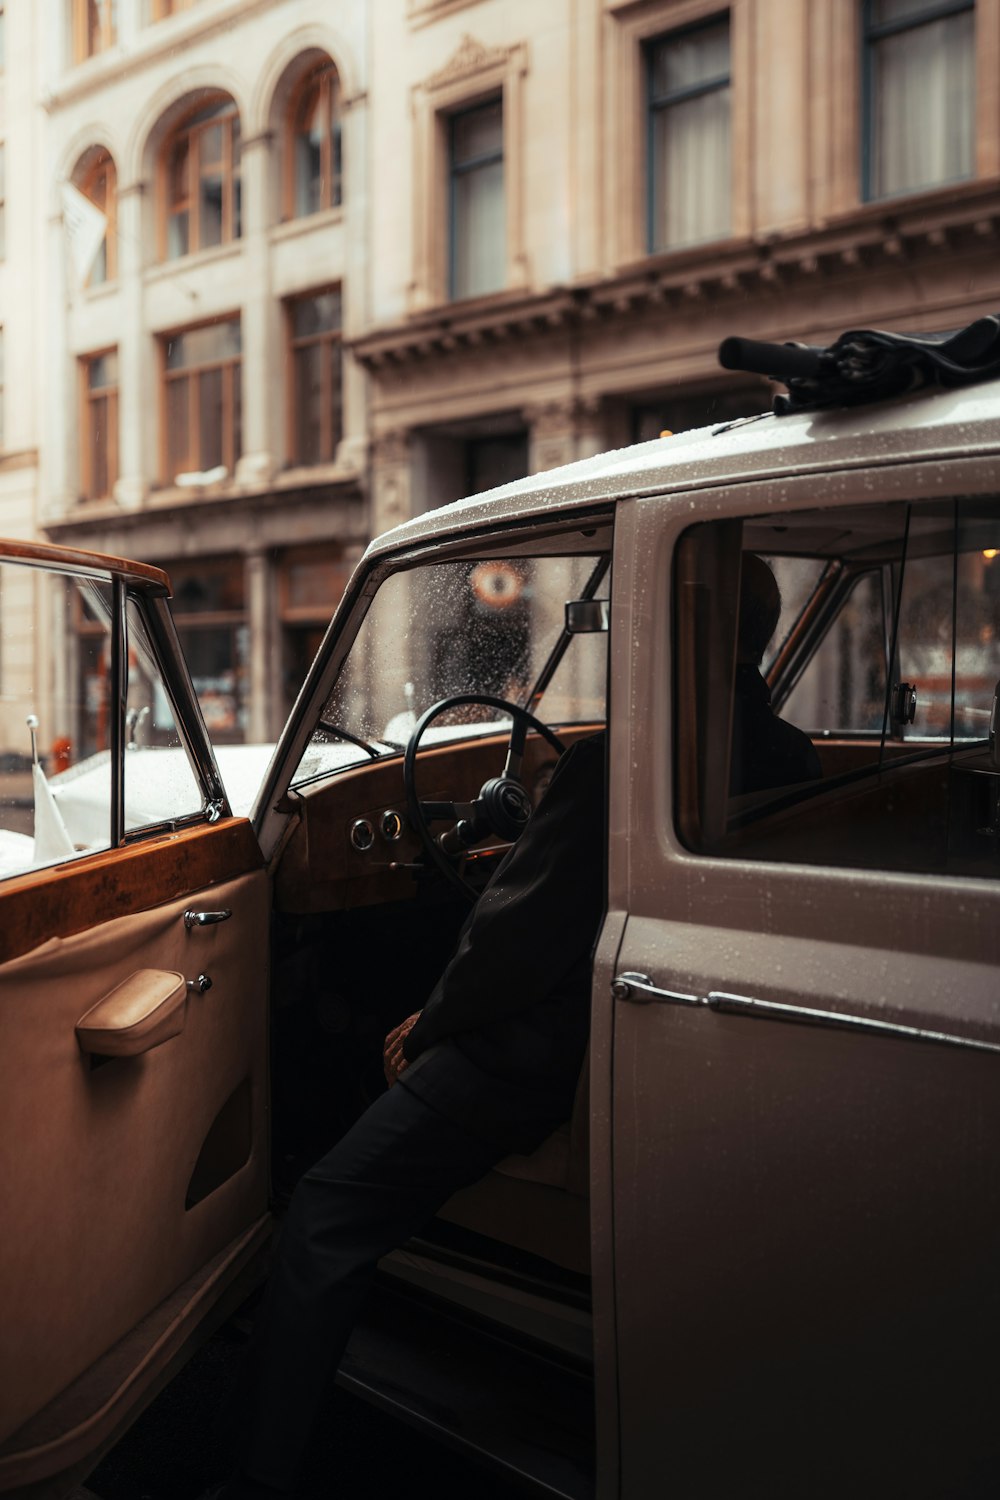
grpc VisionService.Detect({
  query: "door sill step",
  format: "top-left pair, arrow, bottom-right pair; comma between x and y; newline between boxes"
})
339,1283 -> 595,1500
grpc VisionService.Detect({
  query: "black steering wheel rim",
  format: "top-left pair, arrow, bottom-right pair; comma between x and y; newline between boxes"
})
403,693 -> 566,901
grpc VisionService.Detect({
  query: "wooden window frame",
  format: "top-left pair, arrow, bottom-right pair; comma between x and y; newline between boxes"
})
284,59 -> 343,221
159,318 -> 242,483
285,289 -> 343,467
151,0 -> 195,19
72,0 -> 116,64
158,95 -> 241,262
79,348 -> 119,502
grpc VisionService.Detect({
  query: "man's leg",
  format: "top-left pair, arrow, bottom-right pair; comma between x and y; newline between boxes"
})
234,1073 -> 538,1495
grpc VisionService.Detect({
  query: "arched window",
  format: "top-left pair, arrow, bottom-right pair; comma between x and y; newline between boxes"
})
287,60 -> 342,219
76,147 -> 117,285
160,94 -> 241,260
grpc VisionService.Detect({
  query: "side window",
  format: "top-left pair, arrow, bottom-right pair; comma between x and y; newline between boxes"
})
124,598 -> 203,833
0,562 -> 112,880
675,494 -> 1000,880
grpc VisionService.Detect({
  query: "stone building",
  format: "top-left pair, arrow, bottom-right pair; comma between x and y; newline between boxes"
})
360,0 -> 1000,538
3,0 -> 1000,753
27,0 -> 372,744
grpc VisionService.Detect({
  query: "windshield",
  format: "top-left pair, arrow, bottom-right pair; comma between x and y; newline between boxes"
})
292,551 -> 608,784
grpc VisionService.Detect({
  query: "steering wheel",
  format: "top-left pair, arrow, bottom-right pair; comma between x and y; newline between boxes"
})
402,693 -> 566,900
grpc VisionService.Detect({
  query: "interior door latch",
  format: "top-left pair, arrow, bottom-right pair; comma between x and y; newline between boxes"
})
891,681 -> 917,727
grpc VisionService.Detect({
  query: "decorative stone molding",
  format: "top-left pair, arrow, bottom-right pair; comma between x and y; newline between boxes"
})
408,35 -> 530,312
408,0 -> 485,31
427,33 -> 516,90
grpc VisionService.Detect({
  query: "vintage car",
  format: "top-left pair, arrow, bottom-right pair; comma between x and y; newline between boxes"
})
1,323 -> 999,1499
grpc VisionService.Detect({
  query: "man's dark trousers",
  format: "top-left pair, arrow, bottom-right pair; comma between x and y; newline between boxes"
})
237,1041 -> 572,1494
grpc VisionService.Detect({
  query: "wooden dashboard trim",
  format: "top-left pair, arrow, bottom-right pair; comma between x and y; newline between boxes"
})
0,820 -> 264,966
276,726 -> 603,913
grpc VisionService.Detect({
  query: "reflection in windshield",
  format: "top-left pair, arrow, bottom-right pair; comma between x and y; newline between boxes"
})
294,553 -> 608,782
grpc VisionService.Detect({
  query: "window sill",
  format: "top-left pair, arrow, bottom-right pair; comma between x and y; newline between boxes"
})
276,459 -> 361,490
271,208 -> 345,246
144,241 -> 243,283
79,279 -> 119,304
817,174 -> 1000,236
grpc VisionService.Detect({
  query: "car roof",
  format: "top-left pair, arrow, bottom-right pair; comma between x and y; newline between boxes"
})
367,377 -> 1000,561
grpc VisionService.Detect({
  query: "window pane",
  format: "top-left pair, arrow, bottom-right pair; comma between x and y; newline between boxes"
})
0,567 -> 113,880
452,101 -> 502,166
89,392 -> 110,498
124,600 -> 203,831
166,376 -> 189,475
784,572 -> 888,736
651,22 -> 730,98
171,559 -> 244,614
328,338 -> 343,451
295,80 -> 324,216
895,550 -> 955,740
652,84 -> 731,248
166,319 -> 241,370
871,0 -> 954,23
870,11 -> 974,197
177,622 -> 248,740
452,158 -> 505,299
197,366 -> 223,471
88,352 -> 118,390
292,289 -> 341,339
294,343 -> 323,466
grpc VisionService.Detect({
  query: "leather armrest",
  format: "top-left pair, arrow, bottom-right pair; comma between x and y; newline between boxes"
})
76,969 -> 187,1057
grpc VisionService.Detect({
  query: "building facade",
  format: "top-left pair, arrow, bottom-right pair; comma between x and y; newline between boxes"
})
2,0 -> 999,756
31,0 -> 371,744
360,0 -> 1000,539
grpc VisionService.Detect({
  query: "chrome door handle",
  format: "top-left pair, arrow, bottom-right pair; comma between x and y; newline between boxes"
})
611,972 -> 703,1007
183,909 -> 232,930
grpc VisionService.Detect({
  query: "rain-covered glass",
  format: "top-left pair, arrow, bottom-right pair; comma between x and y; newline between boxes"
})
123,599 -> 203,831
292,551 -> 608,785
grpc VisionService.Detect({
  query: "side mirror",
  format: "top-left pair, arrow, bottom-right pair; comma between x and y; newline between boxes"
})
565,599 -> 609,634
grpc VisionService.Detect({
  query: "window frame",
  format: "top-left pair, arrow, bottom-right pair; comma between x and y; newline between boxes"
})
158,95 -> 241,262
159,317 -> 242,483
284,58 -> 343,221
447,95 -> 504,301
79,348 -> 119,503
861,0 -> 977,202
285,287 -> 343,468
72,0 -> 116,64
645,13 -> 732,253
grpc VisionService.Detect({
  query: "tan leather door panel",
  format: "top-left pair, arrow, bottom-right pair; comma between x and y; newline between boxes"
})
0,859 -> 269,1449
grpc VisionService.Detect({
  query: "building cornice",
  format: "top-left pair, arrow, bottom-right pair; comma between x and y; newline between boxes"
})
350,181 -> 1000,370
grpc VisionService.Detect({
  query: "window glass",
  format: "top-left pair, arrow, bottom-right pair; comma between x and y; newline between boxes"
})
288,290 -> 342,466
0,564 -> 112,880
675,495 -> 1000,880
169,558 -> 248,741
648,21 -> 731,250
450,99 -> 504,300
865,0 -> 974,199
292,60 -> 342,217
293,550 -> 608,785
123,599 -> 203,831
162,96 -> 240,260
163,319 -> 241,479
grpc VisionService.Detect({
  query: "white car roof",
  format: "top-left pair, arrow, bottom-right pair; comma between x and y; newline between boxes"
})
367,379 -> 1000,560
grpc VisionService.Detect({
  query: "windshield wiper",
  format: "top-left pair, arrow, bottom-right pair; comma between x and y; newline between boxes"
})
316,719 -> 383,760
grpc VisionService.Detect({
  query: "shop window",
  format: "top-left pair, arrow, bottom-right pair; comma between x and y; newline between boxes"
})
287,289 -> 342,466
863,0 -> 975,200
160,95 -> 241,261
449,97 -> 504,300
80,350 -> 118,501
75,148 -> 117,285
72,0 -> 117,62
162,318 -> 241,482
278,547 -> 350,715
168,558 -> 247,741
647,17 -> 731,251
287,58 -> 342,219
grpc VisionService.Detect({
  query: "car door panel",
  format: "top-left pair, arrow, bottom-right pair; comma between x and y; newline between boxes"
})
0,846 -> 269,1462
609,488 -> 1000,1497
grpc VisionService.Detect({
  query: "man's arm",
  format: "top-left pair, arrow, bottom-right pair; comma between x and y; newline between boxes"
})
401,733 -> 606,1062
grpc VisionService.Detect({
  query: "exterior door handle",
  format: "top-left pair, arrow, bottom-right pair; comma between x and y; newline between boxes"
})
611,972 -> 702,1007
183,908 -> 232,931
